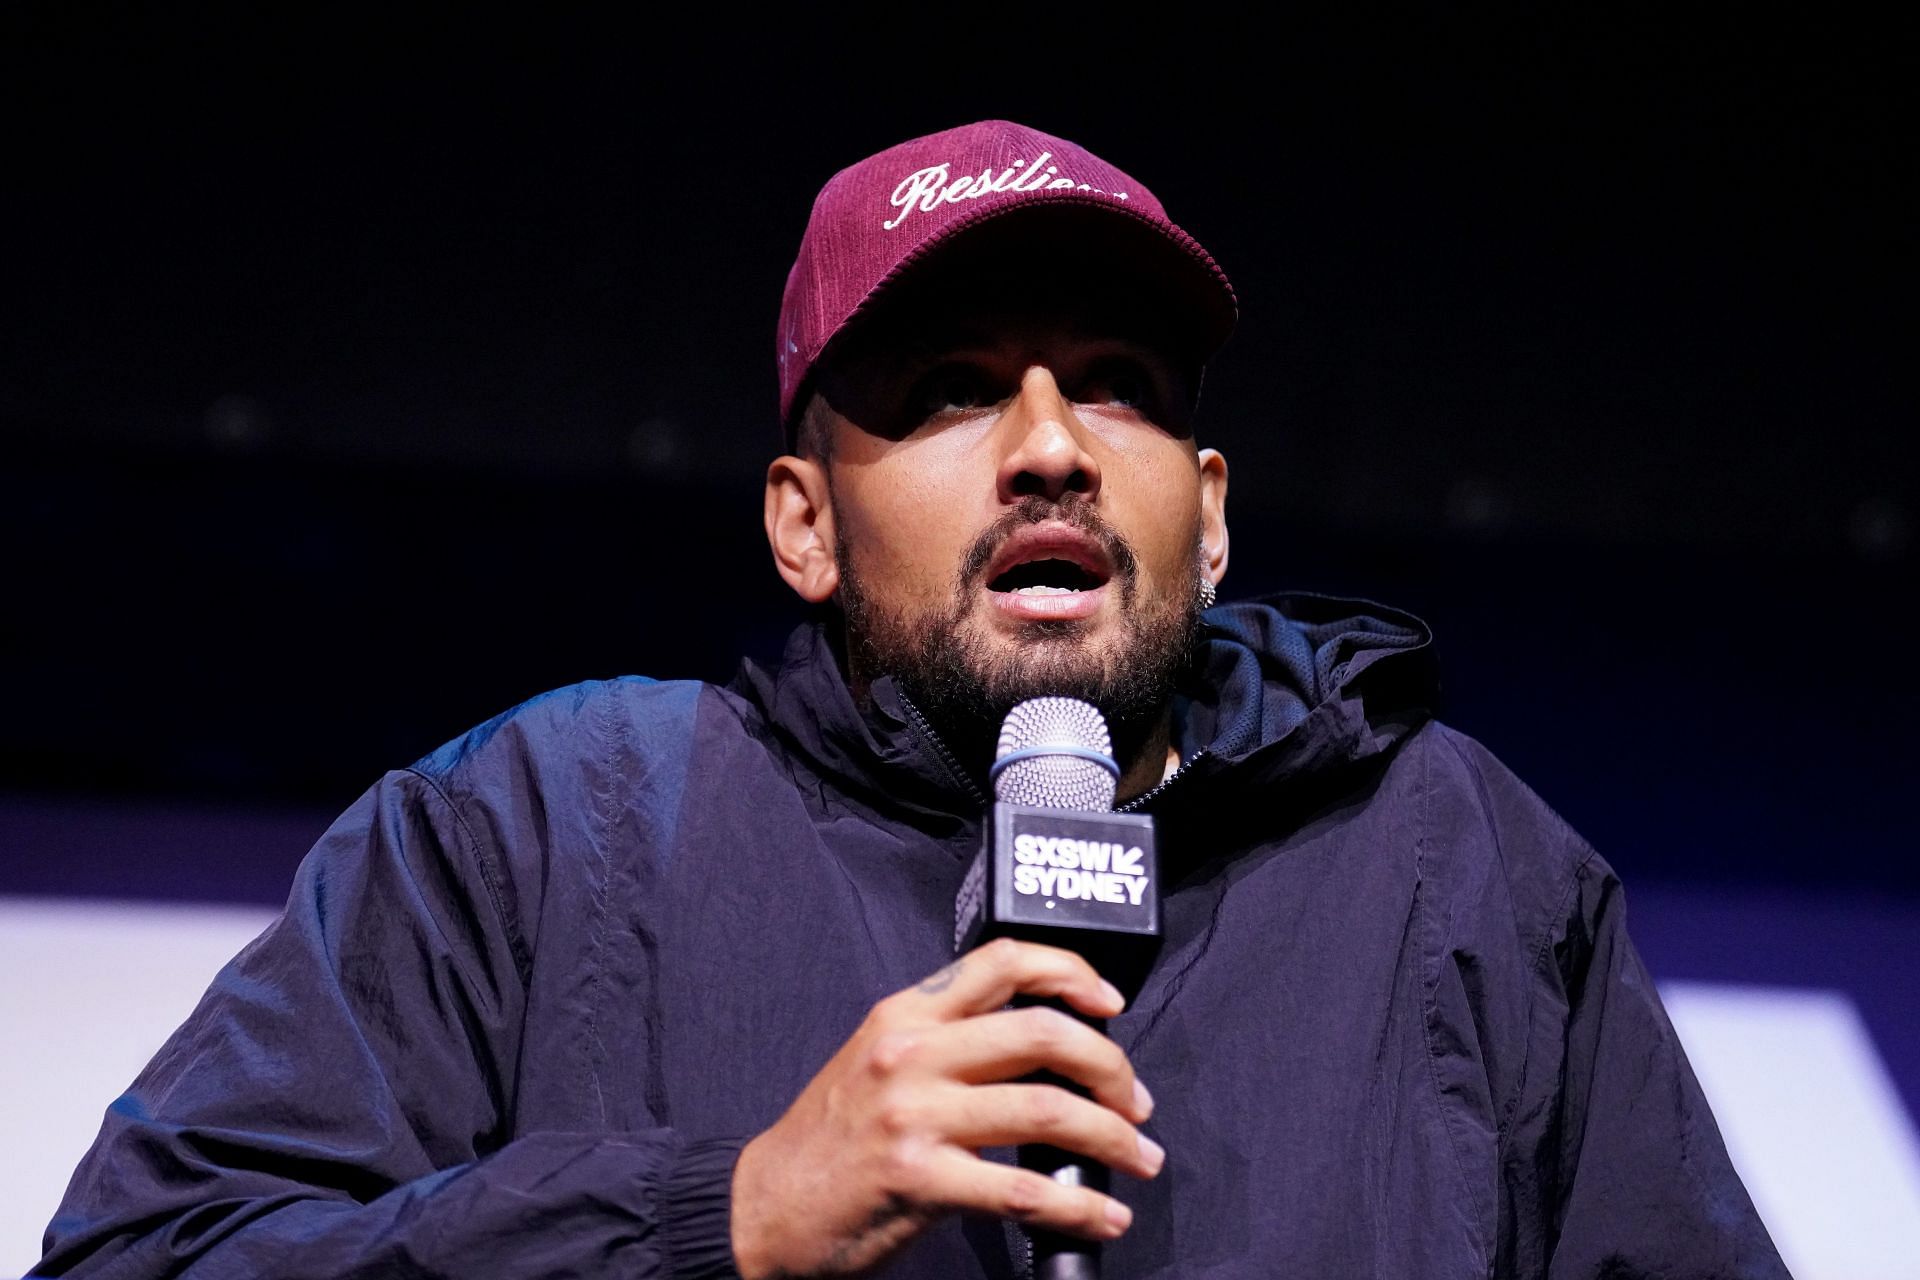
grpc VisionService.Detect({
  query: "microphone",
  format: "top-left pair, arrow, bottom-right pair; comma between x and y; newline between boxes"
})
955,697 -> 1162,1280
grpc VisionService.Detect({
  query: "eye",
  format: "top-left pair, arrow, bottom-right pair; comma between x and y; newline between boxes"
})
1078,357 -> 1157,413
911,364 -> 997,418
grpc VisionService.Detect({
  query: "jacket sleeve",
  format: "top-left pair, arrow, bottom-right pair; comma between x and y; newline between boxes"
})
1539,852 -> 1789,1279
37,768 -> 744,1280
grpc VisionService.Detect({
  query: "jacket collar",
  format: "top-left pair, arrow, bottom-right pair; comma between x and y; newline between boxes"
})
730,592 -> 1437,827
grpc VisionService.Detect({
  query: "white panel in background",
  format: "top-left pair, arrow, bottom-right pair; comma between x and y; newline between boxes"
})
1661,981 -> 1920,1280
0,896 -> 279,1280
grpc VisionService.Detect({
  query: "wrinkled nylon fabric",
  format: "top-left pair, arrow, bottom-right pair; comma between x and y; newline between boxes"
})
39,594 -> 1786,1279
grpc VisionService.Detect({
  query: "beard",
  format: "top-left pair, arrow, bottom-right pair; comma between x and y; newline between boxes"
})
836,493 -> 1204,783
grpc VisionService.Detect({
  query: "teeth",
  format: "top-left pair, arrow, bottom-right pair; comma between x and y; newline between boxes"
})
1014,585 -> 1080,596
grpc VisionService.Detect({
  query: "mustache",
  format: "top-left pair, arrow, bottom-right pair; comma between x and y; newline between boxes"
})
956,495 -> 1139,590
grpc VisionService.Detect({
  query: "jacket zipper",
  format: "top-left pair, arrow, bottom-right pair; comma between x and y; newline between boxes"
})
897,692 -> 988,809
1117,746 -> 1208,813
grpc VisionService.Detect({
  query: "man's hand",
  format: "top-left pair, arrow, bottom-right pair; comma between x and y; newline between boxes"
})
729,937 -> 1162,1279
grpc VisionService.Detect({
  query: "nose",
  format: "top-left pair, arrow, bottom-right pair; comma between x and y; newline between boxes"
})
996,366 -> 1102,504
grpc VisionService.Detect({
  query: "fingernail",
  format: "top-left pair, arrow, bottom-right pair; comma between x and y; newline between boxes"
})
1137,1133 -> 1165,1175
1098,979 -> 1124,1009
1104,1199 -> 1133,1233
1133,1078 -> 1154,1118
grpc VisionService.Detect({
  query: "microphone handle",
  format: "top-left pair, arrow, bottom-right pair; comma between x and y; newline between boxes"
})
1015,996 -> 1107,1280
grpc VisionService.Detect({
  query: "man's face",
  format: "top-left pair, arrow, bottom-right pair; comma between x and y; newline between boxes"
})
768,251 -> 1229,770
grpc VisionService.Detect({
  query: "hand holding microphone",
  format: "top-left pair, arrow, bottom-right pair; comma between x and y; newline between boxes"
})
729,698 -> 1163,1280
729,939 -> 1159,1279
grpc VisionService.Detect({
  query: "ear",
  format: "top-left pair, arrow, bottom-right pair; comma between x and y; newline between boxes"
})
765,454 -> 839,604
1198,447 -> 1230,586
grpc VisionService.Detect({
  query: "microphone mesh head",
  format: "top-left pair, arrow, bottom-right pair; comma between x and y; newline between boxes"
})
994,697 -> 1118,812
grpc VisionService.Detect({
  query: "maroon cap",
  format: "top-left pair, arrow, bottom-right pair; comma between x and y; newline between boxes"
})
777,119 -> 1237,430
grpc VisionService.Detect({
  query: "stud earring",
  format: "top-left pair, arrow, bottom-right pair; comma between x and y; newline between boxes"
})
1199,575 -> 1217,610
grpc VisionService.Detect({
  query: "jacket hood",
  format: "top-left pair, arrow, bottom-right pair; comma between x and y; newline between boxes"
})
729,592 -> 1437,829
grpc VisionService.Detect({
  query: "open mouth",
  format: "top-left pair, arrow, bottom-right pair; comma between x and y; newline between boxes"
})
988,558 -> 1107,596
978,526 -> 1117,622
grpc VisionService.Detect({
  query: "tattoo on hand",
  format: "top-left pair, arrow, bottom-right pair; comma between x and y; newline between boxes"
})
819,1195 -> 916,1273
917,960 -> 963,994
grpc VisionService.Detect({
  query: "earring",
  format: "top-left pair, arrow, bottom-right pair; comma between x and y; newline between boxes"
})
1199,575 -> 1217,610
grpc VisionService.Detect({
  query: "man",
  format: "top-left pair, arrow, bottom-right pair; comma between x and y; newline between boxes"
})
41,121 -> 1785,1278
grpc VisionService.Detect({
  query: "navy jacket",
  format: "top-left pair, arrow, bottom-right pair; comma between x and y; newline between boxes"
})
41,596 -> 1787,1278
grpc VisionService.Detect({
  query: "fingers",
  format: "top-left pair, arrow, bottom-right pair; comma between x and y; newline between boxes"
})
913,1003 -> 1151,1123
842,939 -> 1156,1254
903,937 -> 1124,1022
939,1082 -> 1165,1180
915,1144 -> 1136,1243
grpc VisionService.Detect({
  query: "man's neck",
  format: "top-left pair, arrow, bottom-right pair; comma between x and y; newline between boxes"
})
1115,709 -> 1177,804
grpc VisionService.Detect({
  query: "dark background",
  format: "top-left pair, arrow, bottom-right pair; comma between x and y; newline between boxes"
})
3,9 -> 1912,912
